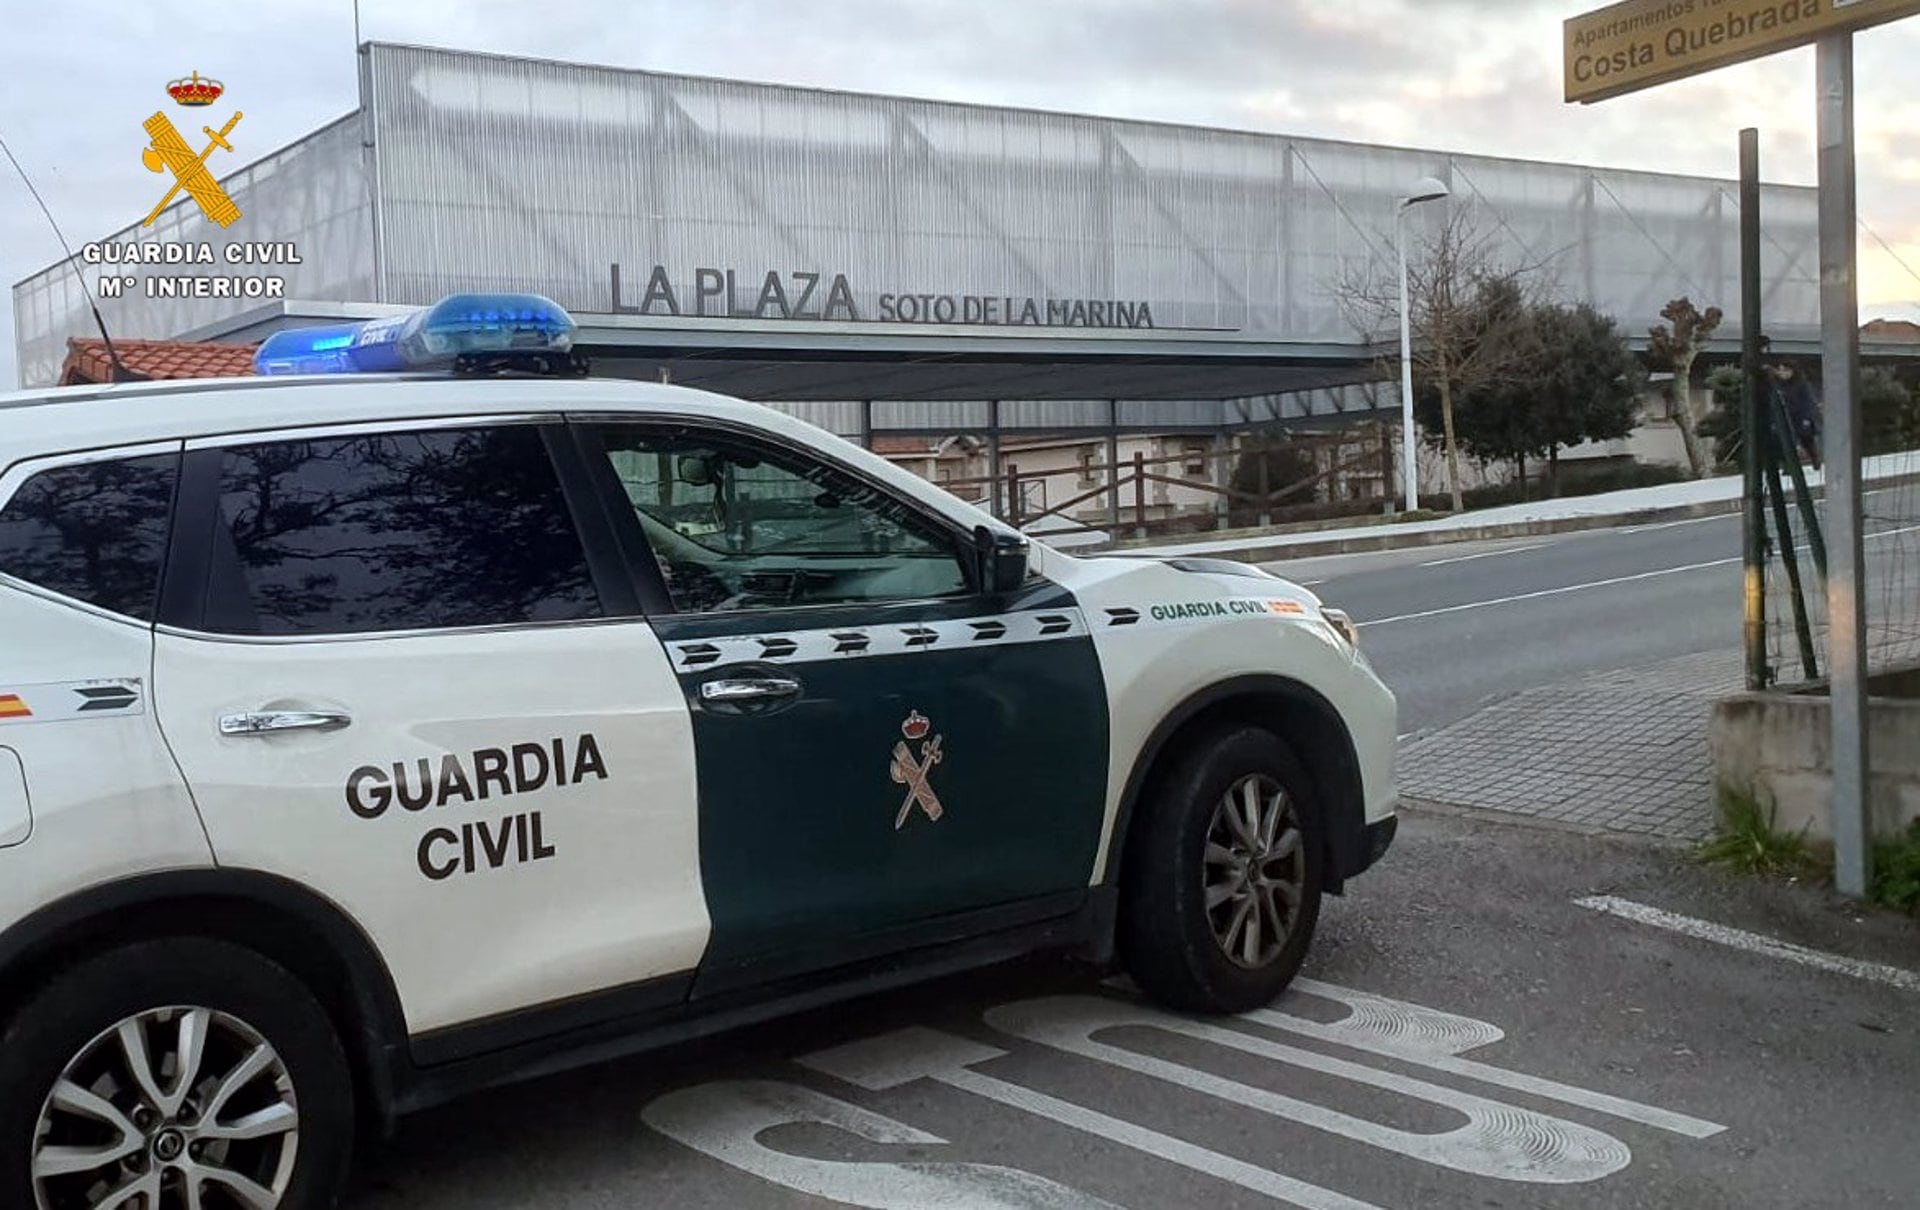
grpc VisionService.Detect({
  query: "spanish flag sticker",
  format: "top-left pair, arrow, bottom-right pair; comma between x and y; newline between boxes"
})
0,695 -> 30,719
1266,600 -> 1305,615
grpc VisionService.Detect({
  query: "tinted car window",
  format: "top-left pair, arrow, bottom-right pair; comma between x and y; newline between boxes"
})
589,426 -> 970,614
0,453 -> 178,620
202,426 -> 601,636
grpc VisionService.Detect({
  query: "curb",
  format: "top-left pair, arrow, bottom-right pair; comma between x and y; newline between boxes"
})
1398,798 -> 1704,851
1122,496 -> 1747,564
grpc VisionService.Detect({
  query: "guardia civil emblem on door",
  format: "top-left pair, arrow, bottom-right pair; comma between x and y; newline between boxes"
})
889,709 -> 945,829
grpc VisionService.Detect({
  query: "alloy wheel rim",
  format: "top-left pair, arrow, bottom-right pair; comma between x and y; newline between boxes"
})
1203,773 -> 1305,969
31,1005 -> 300,1210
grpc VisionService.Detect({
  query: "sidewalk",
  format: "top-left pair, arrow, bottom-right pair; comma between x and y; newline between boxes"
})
1092,451 -> 1918,563
1397,649 -> 1746,844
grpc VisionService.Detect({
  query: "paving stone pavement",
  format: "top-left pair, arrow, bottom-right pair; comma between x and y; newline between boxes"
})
1398,649 -> 1747,842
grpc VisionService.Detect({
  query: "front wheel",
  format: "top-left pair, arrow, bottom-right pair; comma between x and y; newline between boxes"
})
1120,726 -> 1325,1014
0,938 -> 354,1210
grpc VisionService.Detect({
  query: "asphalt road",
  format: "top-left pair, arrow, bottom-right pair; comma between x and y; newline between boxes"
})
1261,489 -> 1920,734
347,812 -> 1920,1210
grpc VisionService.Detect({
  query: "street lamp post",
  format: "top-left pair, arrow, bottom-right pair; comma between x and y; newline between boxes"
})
1395,176 -> 1450,512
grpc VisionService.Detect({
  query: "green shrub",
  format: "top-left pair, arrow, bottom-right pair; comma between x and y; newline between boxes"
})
1696,783 -> 1814,876
1870,821 -> 1920,915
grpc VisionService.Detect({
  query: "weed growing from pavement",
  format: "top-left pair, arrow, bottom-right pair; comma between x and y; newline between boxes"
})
1702,783 -> 1920,915
1697,783 -> 1814,877
1870,822 -> 1920,915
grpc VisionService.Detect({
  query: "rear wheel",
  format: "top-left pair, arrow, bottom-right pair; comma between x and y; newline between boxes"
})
0,938 -> 354,1210
1120,725 -> 1324,1013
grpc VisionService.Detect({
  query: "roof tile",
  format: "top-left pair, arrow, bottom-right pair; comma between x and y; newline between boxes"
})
60,337 -> 258,385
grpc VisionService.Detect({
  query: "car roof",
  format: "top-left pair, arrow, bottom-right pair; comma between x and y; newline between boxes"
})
0,373 -> 796,466
0,372 -> 1026,549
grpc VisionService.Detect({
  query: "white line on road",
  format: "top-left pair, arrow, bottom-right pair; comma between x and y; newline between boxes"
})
1360,557 -> 1740,627
1360,522 -> 1920,628
941,1068 -> 1384,1210
1420,543 -> 1547,567
1616,516 -> 1728,535
1575,896 -> 1920,993
1246,981 -> 1725,1139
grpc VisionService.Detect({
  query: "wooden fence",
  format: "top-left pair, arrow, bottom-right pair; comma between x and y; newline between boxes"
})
925,425 -> 1395,539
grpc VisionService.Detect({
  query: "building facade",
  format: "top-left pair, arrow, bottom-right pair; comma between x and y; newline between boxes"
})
16,42 -> 1849,535
17,42 -> 1823,406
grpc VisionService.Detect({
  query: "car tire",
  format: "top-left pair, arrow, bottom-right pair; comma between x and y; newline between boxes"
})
1120,725 -> 1324,1014
0,937 -> 354,1210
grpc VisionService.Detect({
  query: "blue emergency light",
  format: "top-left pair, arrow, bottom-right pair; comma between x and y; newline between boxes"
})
253,292 -> 578,376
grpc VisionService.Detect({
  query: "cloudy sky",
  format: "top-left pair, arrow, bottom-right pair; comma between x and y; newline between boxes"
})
5,0 -> 1920,388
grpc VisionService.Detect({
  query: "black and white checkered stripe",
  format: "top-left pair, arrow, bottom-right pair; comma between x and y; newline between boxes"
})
670,609 -> 1089,669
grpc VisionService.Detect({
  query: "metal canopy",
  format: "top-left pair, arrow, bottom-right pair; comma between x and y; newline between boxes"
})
575,317 -> 1382,404
190,301 -> 1395,433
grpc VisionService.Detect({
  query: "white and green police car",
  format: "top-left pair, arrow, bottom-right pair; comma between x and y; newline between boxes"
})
0,294 -> 1396,1209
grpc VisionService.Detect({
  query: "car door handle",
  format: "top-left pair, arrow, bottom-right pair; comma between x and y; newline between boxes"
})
697,676 -> 802,704
218,710 -> 353,737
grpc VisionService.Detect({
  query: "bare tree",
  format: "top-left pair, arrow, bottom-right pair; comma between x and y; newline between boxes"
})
1646,297 -> 1724,480
1338,204 -> 1555,512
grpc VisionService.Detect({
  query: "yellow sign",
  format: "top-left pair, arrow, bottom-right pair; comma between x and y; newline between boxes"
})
1565,0 -> 1920,104
140,71 -> 243,227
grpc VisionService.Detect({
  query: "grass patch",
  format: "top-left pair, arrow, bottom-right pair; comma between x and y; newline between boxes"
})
1870,822 -> 1920,915
1696,782 -> 1814,876
1701,784 -> 1920,915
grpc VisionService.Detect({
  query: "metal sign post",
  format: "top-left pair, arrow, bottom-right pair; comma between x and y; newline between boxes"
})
1816,33 -> 1872,896
1739,129 -> 1767,693
1564,0 -> 1909,898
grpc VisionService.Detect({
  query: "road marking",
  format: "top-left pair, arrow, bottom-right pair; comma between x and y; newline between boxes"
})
983,996 -> 1632,1183
642,1079 -> 1120,1209
804,1026 -> 1383,1210
1249,980 -> 1725,1139
1360,557 -> 1741,627
1616,515 -> 1727,535
1420,543 -> 1547,567
1576,896 -> 1920,993
657,980 -> 1724,1209
1361,523 -> 1920,627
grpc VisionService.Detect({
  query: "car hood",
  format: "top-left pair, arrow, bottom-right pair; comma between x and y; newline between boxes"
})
1154,555 -> 1325,609
1043,548 -> 1324,611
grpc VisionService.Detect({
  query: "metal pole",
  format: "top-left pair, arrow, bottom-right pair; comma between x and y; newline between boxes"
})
1764,433 -> 1820,681
1817,34 -> 1871,897
1397,209 -> 1419,511
1105,402 -> 1121,530
987,400 -> 1004,519
1739,128 -> 1768,693
1768,383 -> 1828,584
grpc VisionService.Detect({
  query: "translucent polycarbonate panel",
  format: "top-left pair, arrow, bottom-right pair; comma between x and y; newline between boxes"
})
871,399 -> 992,432
1227,382 -> 1389,427
361,43 -> 1818,350
1116,399 -> 1231,429
11,114 -> 374,387
761,399 -> 865,438
14,42 -> 1825,393
1001,399 -> 1124,430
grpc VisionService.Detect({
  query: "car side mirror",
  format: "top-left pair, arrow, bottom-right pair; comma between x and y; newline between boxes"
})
973,525 -> 1030,595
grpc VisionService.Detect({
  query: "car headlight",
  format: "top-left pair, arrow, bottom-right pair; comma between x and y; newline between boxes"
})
1321,607 -> 1360,649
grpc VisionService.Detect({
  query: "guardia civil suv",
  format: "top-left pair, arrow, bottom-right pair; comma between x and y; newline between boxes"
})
0,294 -> 1396,1209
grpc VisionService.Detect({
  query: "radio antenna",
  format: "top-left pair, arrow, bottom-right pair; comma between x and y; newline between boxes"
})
0,130 -> 146,383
